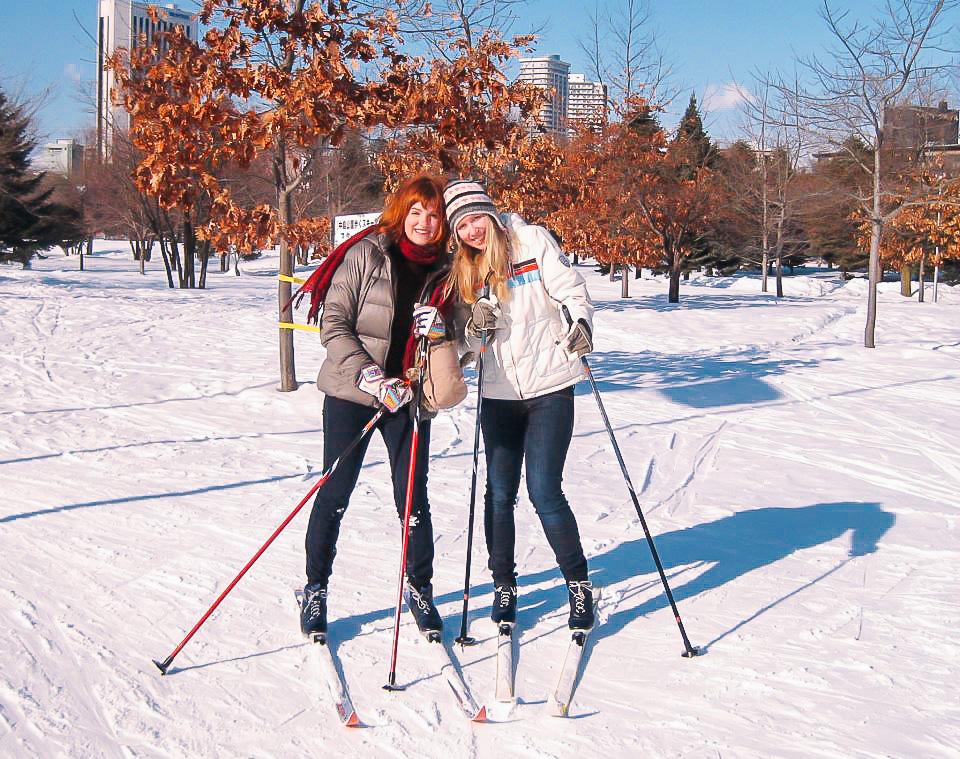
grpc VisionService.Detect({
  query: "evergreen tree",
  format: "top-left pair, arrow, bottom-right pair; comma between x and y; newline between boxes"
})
0,87 -> 82,267
626,101 -> 663,138
671,93 -> 722,273
674,93 -> 716,174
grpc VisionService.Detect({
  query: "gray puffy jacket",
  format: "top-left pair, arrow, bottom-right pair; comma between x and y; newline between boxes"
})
316,231 -> 448,408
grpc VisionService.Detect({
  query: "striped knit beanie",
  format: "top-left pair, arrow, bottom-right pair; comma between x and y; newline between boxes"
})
443,180 -> 506,240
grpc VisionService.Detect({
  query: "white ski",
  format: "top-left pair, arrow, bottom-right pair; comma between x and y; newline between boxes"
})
312,636 -> 361,727
427,635 -> 487,722
550,588 -> 602,718
495,623 -> 515,703
295,590 -> 361,727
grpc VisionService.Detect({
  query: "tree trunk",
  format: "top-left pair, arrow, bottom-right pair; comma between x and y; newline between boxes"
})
169,232 -> 186,288
573,252 -> 579,265
621,266 -> 629,297
158,238 -> 175,288
198,239 -> 210,289
668,246 -> 681,303
918,253 -> 925,303
775,213 -> 784,298
934,261 -> 940,302
865,218 -> 881,348
609,263 -> 616,282
900,264 -> 911,297
634,265 -> 641,279
278,189 -> 297,391
183,220 -> 196,288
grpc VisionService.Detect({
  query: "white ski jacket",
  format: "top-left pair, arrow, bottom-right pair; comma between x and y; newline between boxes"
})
467,214 -> 594,401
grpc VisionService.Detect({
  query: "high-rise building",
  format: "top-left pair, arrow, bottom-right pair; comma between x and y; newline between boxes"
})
32,139 -> 86,181
567,73 -> 607,132
518,55 -> 570,136
96,1 -> 197,159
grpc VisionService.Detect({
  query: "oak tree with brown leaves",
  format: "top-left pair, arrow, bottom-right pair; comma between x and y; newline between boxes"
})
113,0 -> 537,390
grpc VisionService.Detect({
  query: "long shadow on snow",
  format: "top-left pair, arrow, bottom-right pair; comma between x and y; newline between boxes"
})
0,456 -> 386,522
325,501 -> 894,657
580,348 -> 825,406
0,380 -> 278,417
594,291 -> 821,314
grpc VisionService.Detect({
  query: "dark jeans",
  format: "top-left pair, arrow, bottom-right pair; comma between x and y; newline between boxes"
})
305,395 -> 434,588
482,385 -> 588,586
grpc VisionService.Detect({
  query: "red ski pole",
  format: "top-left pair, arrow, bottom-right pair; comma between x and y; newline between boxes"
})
153,407 -> 386,675
384,339 -> 428,690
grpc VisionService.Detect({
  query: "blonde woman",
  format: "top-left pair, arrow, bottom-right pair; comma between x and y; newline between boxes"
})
443,180 -> 597,630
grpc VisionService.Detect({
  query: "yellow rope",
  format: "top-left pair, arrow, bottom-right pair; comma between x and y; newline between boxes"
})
279,274 -> 307,284
278,321 -> 321,333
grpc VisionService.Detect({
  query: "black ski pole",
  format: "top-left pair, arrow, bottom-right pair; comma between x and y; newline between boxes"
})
384,338 -> 429,690
582,358 -> 700,657
563,306 -> 700,657
455,327 -> 492,646
152,407 -> 386,675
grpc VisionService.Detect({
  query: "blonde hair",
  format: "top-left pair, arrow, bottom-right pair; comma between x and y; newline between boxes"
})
446,216 -> 513,303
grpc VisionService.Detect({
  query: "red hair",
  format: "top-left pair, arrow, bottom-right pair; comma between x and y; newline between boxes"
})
378,175 -> 449,247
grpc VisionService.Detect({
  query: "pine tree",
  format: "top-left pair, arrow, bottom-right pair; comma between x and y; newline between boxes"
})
0,87 -> 81,267
672,94 -> 720,275
674,93 -> 716,174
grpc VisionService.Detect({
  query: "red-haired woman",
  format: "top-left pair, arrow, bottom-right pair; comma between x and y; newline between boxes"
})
300,175 -> 451,638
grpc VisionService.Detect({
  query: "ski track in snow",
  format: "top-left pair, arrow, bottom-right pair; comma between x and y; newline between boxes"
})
2,250 -> 959,758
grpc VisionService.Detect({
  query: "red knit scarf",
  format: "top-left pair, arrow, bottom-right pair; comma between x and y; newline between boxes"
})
398,236 -> 442,266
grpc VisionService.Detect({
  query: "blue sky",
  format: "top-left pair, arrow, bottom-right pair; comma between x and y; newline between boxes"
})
0,1 -> 953,144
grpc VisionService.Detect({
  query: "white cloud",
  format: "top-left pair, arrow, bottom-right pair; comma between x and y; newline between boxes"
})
702,82 -> 754,112
64,63 -> 82,83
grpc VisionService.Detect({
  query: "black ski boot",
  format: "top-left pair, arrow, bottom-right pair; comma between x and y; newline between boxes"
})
491,584 -> 518,625
566,580 -> 595,630
300,582 -> 328,639
404,581 -> 443,636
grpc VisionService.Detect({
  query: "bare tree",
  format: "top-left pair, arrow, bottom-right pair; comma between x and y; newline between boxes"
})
737,76 -> 815,296
577,0 -> 674,117
770,0 -> 958,348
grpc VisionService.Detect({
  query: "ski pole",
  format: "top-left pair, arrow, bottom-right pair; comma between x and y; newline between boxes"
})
563,306 -> 700,658
581,359 -> 700,656
152,407 -> 386,675
384,338 -> 429,690
455,326 -> 492,646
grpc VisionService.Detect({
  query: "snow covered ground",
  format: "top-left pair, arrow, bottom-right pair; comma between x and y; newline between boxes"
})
1,244 -> 958,758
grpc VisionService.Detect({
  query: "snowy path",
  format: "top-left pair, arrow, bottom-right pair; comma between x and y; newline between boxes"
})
1,248 -> 958,758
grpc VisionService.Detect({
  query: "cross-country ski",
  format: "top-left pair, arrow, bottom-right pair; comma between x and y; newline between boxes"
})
295,590 -> 360,727
426,634 -> 487,722
495,623 -> 516,703
550,588 -> 603,717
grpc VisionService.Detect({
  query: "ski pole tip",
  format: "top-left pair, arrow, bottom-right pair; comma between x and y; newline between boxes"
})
681,645 -> 702,658
152,657 -> 172,675
455,635 -> 478,647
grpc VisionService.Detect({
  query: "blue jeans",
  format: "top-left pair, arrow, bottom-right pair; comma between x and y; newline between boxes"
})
482,385 -> 588,585
305,395 -> 434,588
